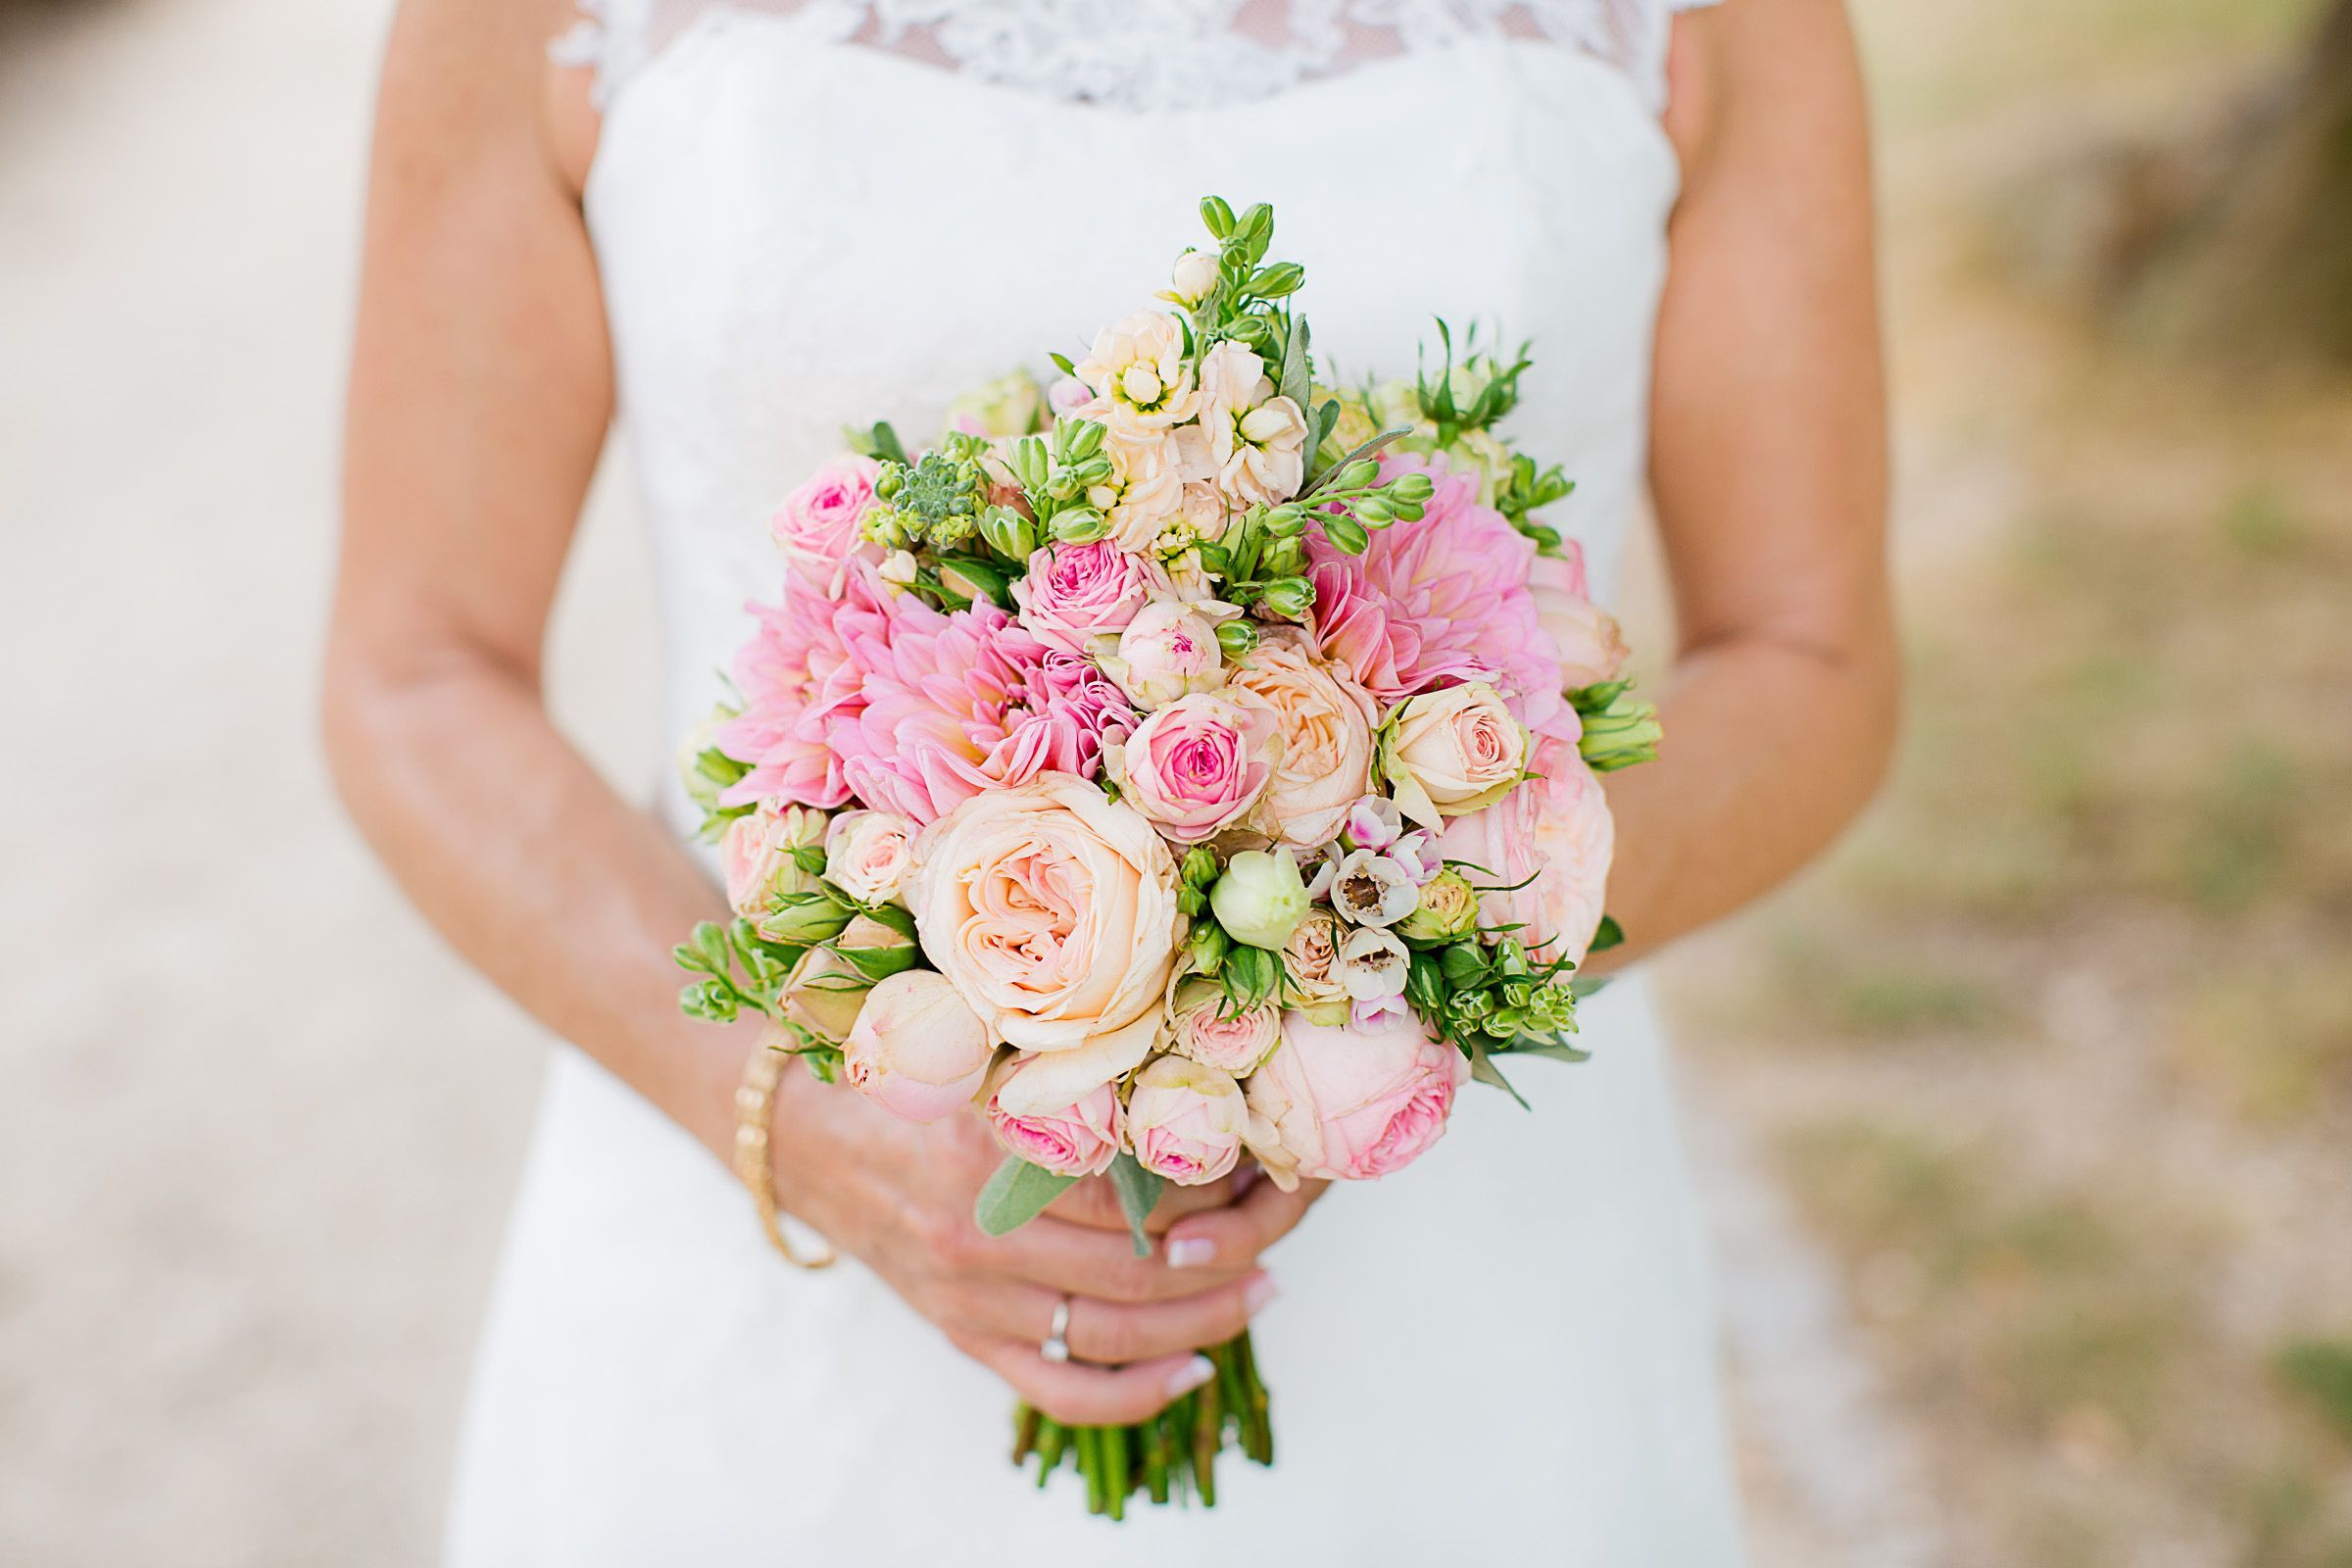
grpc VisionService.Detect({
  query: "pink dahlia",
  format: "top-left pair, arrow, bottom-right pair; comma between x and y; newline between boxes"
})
715,568 -> 860,809
1306,451 -> 1573,743
825,563 -> 1090,825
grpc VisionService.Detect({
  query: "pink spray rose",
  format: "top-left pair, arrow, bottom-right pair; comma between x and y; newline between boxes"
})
1010,540 -> 1155,654
1379,680 -> 1531,832
768,455 -> 880,578
985,1055 -> 1125,1178
1105,691 -> 1278,846
842,970 -> 995,1124
1244,1010 -> 1467,1188
1167,977 -> 1282,1076
1125,1055 -> 1252,1187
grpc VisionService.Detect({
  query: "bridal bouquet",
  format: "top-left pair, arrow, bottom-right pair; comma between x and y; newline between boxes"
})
673,197 -> 1661,1517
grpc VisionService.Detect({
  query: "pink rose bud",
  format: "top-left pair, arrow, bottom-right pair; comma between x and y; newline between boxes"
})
984,1055 -> 1125,1178
1544,596 -> 1631,691
842,971 -> 995,1124
1102,598 -> 1230,710
1245,1011 -> 1467,1187
1167,977 -> 1281,1076
1125,1055 -> 1252,1187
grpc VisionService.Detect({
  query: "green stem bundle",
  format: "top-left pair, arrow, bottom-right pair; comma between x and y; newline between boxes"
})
1009,1330 -> 1274,1516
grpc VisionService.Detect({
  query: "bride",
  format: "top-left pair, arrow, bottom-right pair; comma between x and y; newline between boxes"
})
325,0 -> 1893,1559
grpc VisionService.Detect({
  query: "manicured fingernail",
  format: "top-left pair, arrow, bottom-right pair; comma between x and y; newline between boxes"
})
1165,1236 -> 1214,1268
1167,1355 -> 1216,1397
1244,1273 -> 1280,1314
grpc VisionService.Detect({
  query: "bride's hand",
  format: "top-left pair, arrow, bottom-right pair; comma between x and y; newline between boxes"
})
769,1080 -> 1320,1425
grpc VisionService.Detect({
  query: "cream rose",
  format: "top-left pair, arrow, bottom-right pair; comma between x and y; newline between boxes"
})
1092,428 -> 1185,552
1225,632 -> 1377,849
906,773 -> 1183,1105
822,808 -> 917,906
1379,681 -> 1529,832
720,803 -> 825,918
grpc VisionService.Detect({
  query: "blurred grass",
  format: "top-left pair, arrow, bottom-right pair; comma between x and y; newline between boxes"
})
1678,2 -> 2352,1561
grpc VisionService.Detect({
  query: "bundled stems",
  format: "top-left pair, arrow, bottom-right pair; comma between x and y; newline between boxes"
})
1009,1330 -> 1273,1516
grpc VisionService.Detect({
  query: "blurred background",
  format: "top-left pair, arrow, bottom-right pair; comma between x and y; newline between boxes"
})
2,0 -> 2346,1562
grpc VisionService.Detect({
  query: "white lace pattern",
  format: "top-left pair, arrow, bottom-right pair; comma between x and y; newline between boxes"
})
557,0 -> 1722,114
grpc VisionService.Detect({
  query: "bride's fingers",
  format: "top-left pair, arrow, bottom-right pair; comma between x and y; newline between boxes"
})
1157,1177 -> 1329,1270
1045,1171 -> 1236,1234
977,1215 -> 1255,1301
960,1274 -> 1274,1368
953,1333 -> 1219,1427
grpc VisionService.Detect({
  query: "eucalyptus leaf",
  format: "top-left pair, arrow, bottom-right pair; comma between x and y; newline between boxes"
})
1588,914 -> 1626,955
1108,1153 -> 1164,1258
974,1156 -> 1079,1237
1507,1040 -> 1593,1064
1569,975 -> 1612,1003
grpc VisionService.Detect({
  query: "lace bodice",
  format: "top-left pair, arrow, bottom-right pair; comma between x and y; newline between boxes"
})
558,0 -> 1718,113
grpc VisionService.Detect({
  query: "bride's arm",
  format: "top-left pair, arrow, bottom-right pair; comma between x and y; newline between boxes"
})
325,0 -> 1298,1425
1592,0 -> 1897,962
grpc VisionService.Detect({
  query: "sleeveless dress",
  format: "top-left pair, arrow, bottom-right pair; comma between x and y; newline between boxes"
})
447,3 -> 1747,1560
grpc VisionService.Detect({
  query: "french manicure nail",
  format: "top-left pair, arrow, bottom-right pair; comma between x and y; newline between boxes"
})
1244,1273 -> 1280,1314
1167,1355 -> 1216,1397
1165,1236 -> 1215,1268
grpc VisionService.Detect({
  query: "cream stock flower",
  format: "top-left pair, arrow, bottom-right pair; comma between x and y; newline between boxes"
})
1185,342 -> 1306,506
906,774 -> 1183,1103
1092,428 -> 1185,551
1073,311 -> 1200,434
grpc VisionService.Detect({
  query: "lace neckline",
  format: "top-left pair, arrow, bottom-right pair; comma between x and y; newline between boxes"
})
557,0 -> 1716,116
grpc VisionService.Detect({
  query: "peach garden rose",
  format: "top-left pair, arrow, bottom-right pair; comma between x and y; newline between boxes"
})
905,773 -> 1183,1109
1224,631 -> 1377,850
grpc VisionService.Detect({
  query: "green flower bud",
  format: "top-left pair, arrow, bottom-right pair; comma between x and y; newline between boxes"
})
1208,849 -> 1310,952
1336,459 -> 1379,490
1320,515 -> 1369,555
1052,507 -> 1108,544
755,892 -> 855,948
1188,920 -> 1232,974
1387,471 -> 1436,503
1578,693 -> 1663,772
1214,618 -> 1259,660
1258,576 -> 1314,619
1180,845 -> 1222,889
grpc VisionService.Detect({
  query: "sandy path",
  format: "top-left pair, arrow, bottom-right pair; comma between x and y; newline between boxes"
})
0,3 -> 1909,1561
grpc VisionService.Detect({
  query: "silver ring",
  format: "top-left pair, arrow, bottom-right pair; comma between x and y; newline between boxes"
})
1040,1297 -> 1072,1364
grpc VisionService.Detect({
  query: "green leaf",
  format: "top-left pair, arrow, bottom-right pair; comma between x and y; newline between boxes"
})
1277,313 -> 1313,415
1588,914 -> 1626,955
1568,974 -> 1612,1003
974,1156 -> 1079,1237
1465,1036 -> 1530,1110
1108,1153 -> 1164,1258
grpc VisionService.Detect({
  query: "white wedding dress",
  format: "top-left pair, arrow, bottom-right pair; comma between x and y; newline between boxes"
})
447,2 -> 1746,1560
